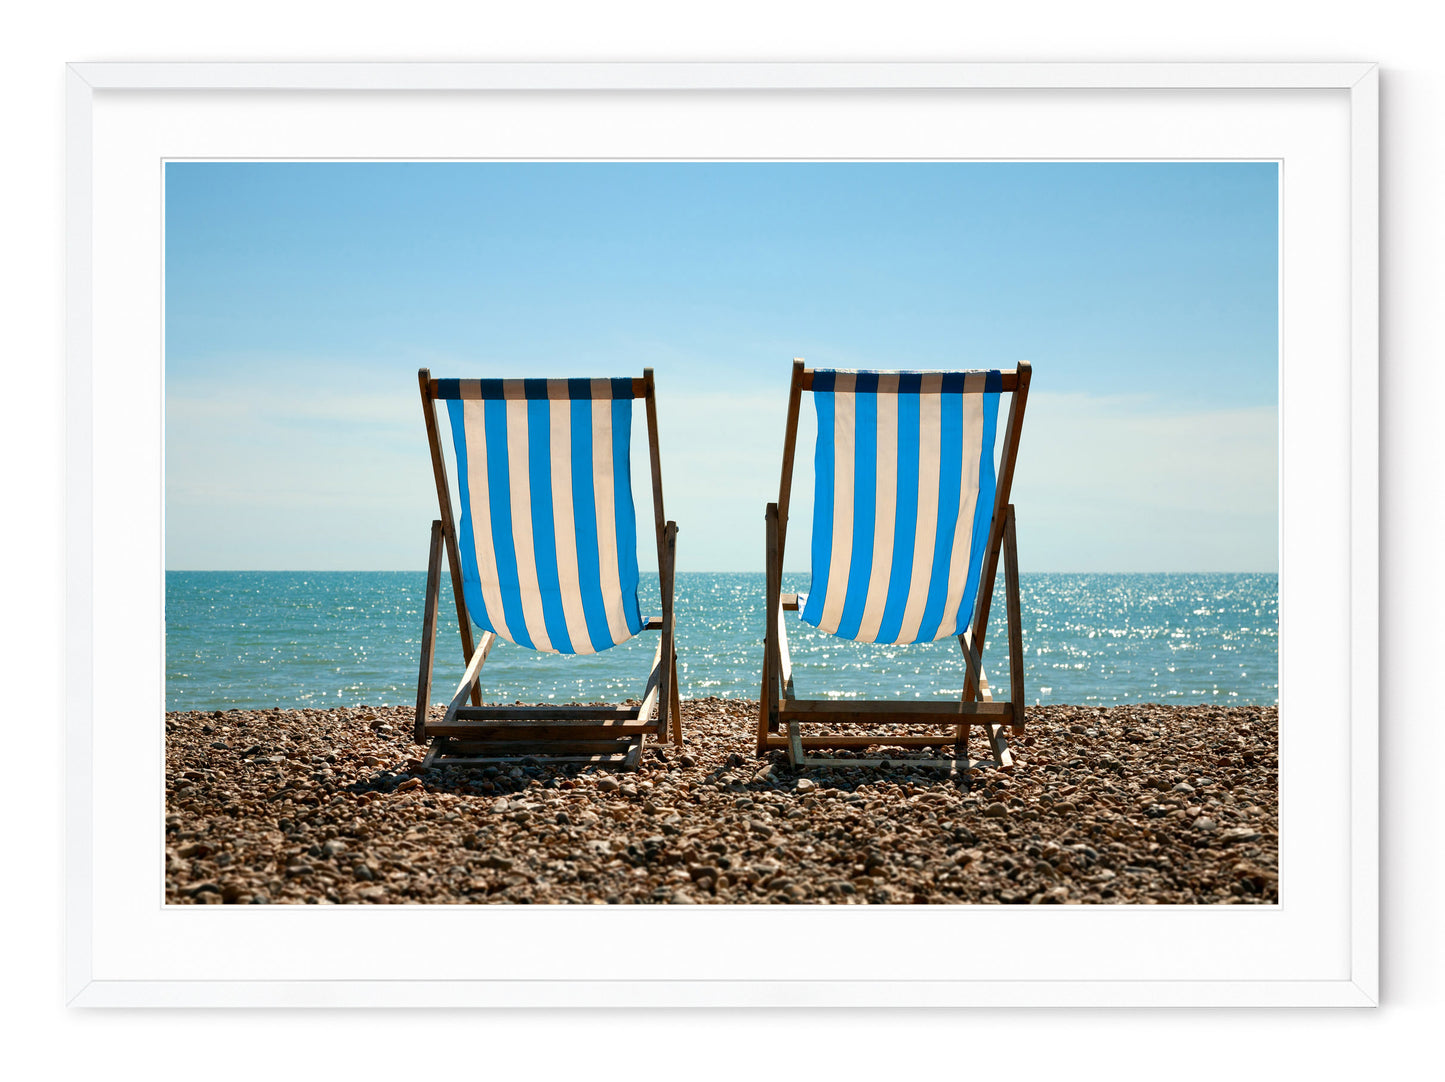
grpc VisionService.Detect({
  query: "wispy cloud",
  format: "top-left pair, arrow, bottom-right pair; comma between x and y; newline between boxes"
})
165,367 -> 1276,572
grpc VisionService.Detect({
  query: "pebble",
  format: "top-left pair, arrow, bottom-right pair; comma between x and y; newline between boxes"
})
165,699 -> 1277,906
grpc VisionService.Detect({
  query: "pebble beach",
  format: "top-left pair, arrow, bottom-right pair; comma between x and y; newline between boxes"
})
165,698 -> 1277,905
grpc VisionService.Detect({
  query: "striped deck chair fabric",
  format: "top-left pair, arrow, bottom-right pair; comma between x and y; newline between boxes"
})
435,377 -> 645,655
799,370 -> 1002,645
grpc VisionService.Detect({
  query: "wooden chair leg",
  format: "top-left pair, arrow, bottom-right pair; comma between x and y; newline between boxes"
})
984,723 -> 1015,769
1003,503 -> 1026,734
669,646 -> 683,745
414,520 -> 444,744
759,503 -> 782,753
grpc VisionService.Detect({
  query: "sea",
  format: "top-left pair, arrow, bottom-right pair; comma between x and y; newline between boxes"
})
165,572 -> 1278,713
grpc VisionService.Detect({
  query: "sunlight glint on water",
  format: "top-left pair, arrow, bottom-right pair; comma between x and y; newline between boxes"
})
165,572 -> 1277,712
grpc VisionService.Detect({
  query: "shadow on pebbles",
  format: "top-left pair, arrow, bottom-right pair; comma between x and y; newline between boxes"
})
165,698 -> 1278,906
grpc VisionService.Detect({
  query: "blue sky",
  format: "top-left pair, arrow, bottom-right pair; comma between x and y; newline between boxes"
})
165,161 -> 1278,572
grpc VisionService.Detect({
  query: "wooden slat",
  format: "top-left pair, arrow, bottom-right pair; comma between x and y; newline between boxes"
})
441,631 -> 497,728
658,520 -> 677,740
961,360 -> 1031,699
637,631 -> 666,728
776,359 -> 805,561
762,733 -> 983,750
427,721 -> 661,739
413,520 -> 445,744
454,705 -> 638,720
958,630 -> 992,701
643,368 -> 668,588
429,752 -> 638,767
800,368 -> 1022,392
759,502 -> 782,749
984,723 -> 1015,769
668,645 -> 683,745
418,368 -> 481,704
429,377 -> 647,399
777,595 -> 794,700
781,593 -> 800,611
1003,503 -> 1025,733
781,699 -> 1013,722
441,738 -> 637,755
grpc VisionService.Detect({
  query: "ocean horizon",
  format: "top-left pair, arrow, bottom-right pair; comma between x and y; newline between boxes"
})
165,570 -> 1278,713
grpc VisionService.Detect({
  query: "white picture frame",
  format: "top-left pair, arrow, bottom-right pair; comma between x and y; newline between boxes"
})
66,61 -> 1378,1008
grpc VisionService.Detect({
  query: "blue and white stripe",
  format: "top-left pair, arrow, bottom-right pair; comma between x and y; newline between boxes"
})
799,370 -> 1001,645
438,378 -> 644,654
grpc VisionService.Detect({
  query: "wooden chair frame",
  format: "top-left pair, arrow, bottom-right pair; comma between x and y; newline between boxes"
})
758,359 -> 1031,775
414,368 -> 681,771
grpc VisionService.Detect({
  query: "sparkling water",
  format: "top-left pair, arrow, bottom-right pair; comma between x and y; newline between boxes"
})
166,571 -> 1277,712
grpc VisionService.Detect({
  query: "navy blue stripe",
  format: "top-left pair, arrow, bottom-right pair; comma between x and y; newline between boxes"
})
914,391 -> 964,641
807,370 -> 1003,394
800,390 -> 835,627
526,398 -> 573,654
569,398 -> 613,650
431,379 -> 632,401
482,398 -> 534,650
611,398 -> 644,634
951,390 -> 1002,637
833,376 -> 878,640
445,400 -> 495,637
874,389 -> 920,644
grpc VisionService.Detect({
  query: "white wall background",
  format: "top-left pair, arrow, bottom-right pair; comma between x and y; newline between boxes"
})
3,1 -> 1438,1074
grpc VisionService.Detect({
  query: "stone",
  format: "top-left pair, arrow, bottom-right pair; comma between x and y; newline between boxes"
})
1220,828 -> 1261,844
165,699 -> 1277,908
1192,816 -> 1218,831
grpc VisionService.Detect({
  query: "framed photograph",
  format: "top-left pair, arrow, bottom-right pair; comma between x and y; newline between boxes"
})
67,62 -> 1377,1006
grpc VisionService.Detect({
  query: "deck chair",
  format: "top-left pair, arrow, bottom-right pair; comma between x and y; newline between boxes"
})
758,359 -> 1031,774
414,369 -> 681,771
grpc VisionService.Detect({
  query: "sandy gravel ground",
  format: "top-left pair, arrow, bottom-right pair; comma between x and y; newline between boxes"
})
165,698 -> 1277,905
